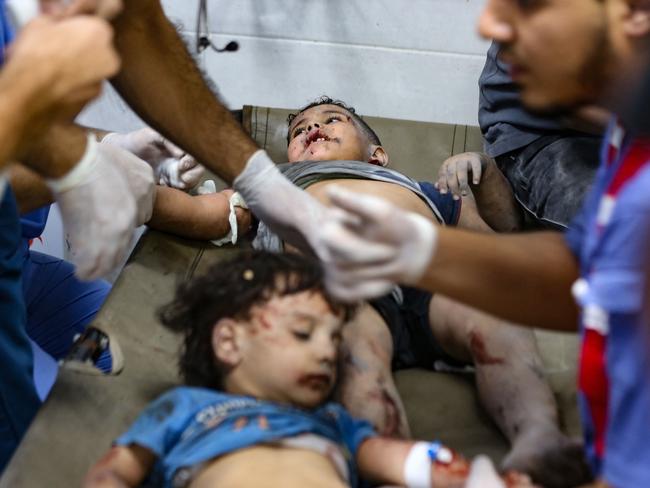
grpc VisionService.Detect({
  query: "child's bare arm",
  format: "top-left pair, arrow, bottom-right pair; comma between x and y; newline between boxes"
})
147,186 -> 252,240
356,438 -> 469,488
84,445 -> 155,488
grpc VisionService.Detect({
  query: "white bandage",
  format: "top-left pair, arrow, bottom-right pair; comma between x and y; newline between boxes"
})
211,192 -> 248,246
46,134 -> 99,194
403,442 -> 432,488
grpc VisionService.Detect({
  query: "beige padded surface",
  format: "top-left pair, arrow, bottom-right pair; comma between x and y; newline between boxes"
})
1,107 -> 579,487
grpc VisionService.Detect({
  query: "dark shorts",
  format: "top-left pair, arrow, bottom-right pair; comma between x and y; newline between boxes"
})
418,181 -> 461,226
368,287 -> 462,371
495,134 -> 601,230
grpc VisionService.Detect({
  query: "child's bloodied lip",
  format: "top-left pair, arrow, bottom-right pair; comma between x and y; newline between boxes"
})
305,129 -> 331,148
298,373 -> 332,390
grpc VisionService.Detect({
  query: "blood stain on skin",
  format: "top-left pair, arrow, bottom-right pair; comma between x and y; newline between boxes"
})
259,314 -> 273,330
95,447 -> 121,469
233,417 -> 248,431
369,387 -> 401,437
433,457 -> 470,479
258,415 -> 269,430
470,331 -> 505,365
367,338 -> 390,364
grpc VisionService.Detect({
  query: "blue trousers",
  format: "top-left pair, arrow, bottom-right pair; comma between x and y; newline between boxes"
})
22,249 -> 112,396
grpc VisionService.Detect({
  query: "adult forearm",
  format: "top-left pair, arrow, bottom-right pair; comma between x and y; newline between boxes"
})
9,165 -> 54,214
0,82 -> 43,167
418,230 -> 580,330
19,123 -> 87,178
111,0 -> 258,183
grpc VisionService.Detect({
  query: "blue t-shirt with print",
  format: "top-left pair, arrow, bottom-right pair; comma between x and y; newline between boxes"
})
116,387 -> 376,488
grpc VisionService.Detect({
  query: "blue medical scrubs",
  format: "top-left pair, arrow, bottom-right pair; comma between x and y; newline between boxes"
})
20,208 -> 112,389
0,186 -> 40,472
0,2 -> 41,472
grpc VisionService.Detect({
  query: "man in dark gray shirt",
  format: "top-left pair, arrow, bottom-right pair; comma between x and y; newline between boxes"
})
439,42 -> 603,230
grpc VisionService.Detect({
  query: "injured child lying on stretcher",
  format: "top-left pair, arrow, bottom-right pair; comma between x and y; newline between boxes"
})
84,251 -> 535,488
142,97 -> 591,488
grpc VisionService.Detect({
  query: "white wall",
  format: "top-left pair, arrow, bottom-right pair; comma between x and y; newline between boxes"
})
80,0 -> 490,131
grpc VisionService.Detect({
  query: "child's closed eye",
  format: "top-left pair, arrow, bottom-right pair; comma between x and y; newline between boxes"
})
292,330 -> 312,341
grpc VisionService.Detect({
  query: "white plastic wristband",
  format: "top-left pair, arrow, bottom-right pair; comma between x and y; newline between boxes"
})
403,442 -> 432,488
46,134 -> 99,194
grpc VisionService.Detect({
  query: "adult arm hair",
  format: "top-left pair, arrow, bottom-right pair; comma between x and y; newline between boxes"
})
417,229 -> 580,331
110,0 -> 258,184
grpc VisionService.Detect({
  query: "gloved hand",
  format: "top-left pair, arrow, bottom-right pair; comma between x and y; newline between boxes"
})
97,140 -> 156,226
465,456 -> 536,488
320,185 -> 438,301
465,456 -> 506,488
233,150 -> 338,260
47,134 -> 137,280
102,128 -> 204,191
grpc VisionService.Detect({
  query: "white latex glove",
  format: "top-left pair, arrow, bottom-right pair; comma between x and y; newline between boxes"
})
320,185 -> 438,301
465,456 -> 506,488
47,134 -> 137,280
233,150 -> 339,260
103,128 -> 204,191
97,140 -> 156,226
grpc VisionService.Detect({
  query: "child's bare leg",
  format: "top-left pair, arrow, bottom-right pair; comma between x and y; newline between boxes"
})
335,303 -> 411,438
429,295 -> 591,488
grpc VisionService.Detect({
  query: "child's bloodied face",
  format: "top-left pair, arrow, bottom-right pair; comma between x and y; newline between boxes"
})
287,104 -> 371,163
225,290 -> 345,409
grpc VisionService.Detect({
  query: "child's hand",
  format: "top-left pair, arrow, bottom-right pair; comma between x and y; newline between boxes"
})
435,152 -> 495,200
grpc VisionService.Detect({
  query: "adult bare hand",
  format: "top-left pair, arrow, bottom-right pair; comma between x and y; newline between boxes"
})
40,0 -> 123,20
435,152 -> 493,200
2,15 -> 119,127
103,128 -> 205,191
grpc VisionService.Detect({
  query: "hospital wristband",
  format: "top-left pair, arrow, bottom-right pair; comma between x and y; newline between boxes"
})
46,133 -> 99,193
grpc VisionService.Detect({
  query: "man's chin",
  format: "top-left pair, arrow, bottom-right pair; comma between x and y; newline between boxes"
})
519,89 -> 578,118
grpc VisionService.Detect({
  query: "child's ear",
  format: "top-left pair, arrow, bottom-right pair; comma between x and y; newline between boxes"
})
368,145 -> 389,167
212,319 -> 242,367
